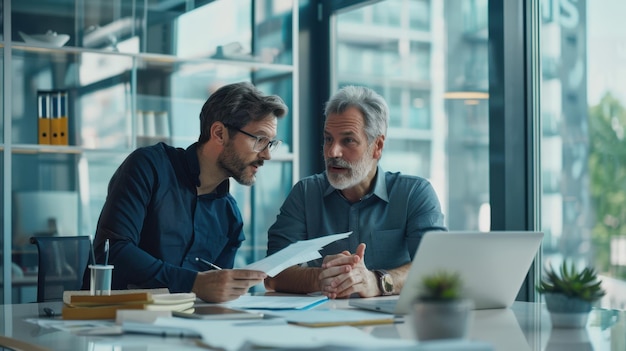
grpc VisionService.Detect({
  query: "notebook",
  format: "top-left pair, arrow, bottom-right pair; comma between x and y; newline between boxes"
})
349,231 -> 543,314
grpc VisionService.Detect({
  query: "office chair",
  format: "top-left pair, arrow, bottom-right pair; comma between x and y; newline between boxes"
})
29,236 -> 91,302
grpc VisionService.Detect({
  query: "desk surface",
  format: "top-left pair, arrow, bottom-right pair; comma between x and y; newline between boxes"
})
0,299 -> 624,350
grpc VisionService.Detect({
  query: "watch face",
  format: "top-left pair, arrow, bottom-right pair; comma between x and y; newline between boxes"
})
382,274 -> 394,293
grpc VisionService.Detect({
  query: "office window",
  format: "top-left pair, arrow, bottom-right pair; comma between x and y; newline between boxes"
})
540,0 -> 626,310
1,49 -> 3,143
333,0 -> 489,231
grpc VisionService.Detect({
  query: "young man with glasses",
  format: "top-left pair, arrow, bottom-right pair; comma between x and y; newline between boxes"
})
265,86 -> 446,299
85,82 -> 287,302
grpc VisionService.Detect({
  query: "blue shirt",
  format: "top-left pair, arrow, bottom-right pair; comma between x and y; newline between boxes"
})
267,167 -> 447,269
86,142 -> 244,292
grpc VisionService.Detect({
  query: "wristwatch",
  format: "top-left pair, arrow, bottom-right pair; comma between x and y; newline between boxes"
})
374,269 -> 394,296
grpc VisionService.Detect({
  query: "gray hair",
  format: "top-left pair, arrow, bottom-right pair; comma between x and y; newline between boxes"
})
324,85 -> 389,144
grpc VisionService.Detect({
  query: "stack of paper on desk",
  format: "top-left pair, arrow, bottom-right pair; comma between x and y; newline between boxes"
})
148,293 -> 196,312
243,231 -> 352,276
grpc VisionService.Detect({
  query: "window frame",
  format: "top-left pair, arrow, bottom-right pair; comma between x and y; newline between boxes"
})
305,0 -> 542,302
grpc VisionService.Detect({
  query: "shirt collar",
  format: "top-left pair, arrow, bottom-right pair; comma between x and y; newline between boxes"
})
323,165 -> 389,203
185,142 -> 230,197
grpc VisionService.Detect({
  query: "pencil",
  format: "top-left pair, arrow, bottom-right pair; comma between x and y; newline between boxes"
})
195,257 -> 222,270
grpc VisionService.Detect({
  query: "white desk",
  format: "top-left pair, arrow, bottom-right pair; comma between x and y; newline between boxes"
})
0,300 -> 623,350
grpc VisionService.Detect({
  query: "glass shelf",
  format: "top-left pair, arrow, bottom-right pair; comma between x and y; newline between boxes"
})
10,48 -> 131,147
4,0 -> 298,304
11,44 -> 295,73
11,0 -> 294,64
10,47 -> 295,150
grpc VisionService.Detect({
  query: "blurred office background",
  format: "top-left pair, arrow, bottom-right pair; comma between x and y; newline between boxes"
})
2,0 -> 626,311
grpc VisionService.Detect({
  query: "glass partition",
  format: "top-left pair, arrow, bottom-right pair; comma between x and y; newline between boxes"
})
4,0 -> 297,303
0,151 -> 3,304
233,160 -> 293,268
10,0 -> 291,59
11,0 -> 75,47
1,47 -> 3,144
10,48 -> 133,148
11,152 -> 81,303
146,58 -> 295,151
333,0 -> 490,231
0,0 -> 4,42
79,151 -> 129,238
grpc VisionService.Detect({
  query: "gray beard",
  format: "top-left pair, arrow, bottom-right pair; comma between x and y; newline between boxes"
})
326,156 -> 375,190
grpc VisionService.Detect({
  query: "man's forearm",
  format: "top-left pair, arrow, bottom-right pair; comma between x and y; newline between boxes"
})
264,265 -> 322,294
386,263 -> 411,295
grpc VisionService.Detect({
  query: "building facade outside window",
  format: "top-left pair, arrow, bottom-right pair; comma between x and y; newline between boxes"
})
540,0 -> 626,310
333,0 -> 626,310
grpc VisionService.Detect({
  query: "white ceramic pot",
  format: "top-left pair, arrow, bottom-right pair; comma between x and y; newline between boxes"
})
411,298 -> 474,341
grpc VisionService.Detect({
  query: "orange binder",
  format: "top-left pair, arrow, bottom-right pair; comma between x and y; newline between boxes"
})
50,91 -> 69,145
37,92 -> 51,144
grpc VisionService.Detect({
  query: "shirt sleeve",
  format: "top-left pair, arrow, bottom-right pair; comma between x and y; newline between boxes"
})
93,149 -> 197,293
406,179 -> 447,259
266,181 -> 308,256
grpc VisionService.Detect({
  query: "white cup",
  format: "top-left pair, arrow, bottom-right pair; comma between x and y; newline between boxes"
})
89,264 -> 114,296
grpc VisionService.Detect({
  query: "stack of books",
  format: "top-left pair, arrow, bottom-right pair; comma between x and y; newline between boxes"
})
62,291 -> 196,320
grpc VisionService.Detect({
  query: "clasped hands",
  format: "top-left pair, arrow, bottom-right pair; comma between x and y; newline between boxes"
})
318,243 -> 379,299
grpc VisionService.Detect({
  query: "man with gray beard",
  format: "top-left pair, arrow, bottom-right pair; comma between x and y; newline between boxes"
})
265,86 -> 446,298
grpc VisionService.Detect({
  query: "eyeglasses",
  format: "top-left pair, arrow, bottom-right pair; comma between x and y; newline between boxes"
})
223,123 -> 282,153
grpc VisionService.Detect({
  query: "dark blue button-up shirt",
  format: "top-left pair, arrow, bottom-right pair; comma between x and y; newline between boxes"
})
88,142 -> 244,292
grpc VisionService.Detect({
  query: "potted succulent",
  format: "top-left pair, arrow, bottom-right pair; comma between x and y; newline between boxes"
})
411,271 -> 474,341
537,261 -> 606,328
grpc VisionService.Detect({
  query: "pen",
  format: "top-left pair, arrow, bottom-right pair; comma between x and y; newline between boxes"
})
104,239 -> 110,266
89,236 -> 96,265
195,257 -> 222,270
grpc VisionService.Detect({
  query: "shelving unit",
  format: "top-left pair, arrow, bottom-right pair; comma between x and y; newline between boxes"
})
1,0 -> 298,304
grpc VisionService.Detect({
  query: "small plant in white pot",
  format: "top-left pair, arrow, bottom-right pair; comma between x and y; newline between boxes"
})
412,271 -> 474,341
537,261 -> 606,328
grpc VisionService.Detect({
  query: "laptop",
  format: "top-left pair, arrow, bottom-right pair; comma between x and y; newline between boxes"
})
349,231 -> 543,314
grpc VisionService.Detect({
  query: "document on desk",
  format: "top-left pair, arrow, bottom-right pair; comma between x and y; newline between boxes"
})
224,295 -> 329,310
243,231 -> 352,277
267,308 -> 399,327
152,317 -> 420,351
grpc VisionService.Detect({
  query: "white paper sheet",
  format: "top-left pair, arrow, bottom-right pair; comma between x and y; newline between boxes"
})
224,295 -> 329,310
243,232 -> 352,276
153,317 -> 420,351
260,308 -> 398,326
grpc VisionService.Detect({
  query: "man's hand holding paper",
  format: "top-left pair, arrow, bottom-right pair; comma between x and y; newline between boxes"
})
243,232 -> 352,277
